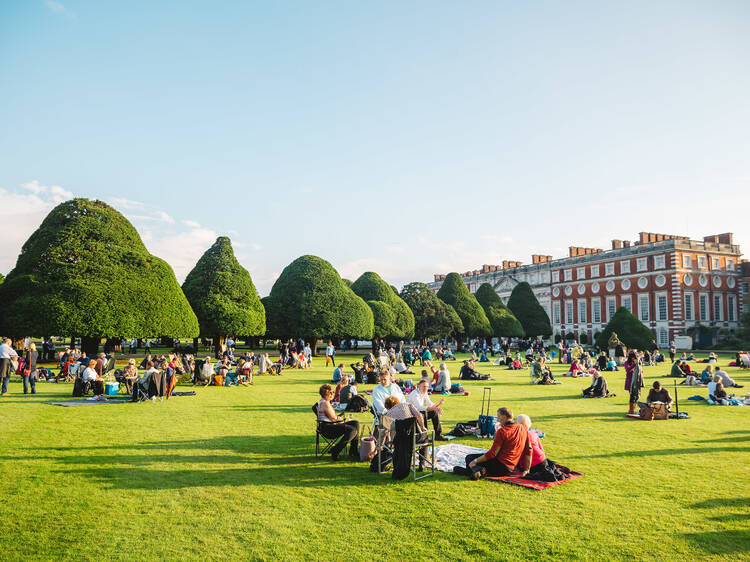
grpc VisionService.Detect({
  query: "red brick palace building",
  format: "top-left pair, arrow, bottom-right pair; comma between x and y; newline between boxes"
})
429,232 -> 744,347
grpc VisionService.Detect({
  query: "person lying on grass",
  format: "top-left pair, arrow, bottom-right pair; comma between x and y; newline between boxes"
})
454,407 -> 532,480
715,367 -> 743,388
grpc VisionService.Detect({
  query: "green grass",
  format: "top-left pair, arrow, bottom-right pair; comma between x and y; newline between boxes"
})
1,352 -> 748,561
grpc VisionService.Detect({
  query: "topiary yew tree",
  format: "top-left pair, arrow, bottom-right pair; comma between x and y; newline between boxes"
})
507,281 -> 552,338
596,307 -> 654,350
350,271 -> 415,345
0,198 -> 199,356
400,282 -> 463,345
475,283 -> 524,337
182,236 -> 265,358
436,273 -> 491,339
263,255 -> 373,355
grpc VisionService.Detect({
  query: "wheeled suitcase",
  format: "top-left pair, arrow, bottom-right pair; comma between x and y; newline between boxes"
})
478,387 -> 497,437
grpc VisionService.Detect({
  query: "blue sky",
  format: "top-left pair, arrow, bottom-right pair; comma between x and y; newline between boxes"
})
1,1 -> 748,294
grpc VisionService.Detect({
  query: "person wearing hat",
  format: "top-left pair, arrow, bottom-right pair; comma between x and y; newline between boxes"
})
122,358 -> 138,394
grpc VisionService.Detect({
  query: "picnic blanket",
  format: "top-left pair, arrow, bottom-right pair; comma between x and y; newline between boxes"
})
485,471 -> 583,490
46,397 -> 132,407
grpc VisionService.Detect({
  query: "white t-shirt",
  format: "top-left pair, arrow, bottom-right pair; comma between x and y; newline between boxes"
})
326,345 -> 334,356
82,367 -> 98,383
407,389 -> 434,412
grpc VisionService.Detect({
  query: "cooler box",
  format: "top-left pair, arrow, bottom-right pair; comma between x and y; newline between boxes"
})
105,382 -> 119,396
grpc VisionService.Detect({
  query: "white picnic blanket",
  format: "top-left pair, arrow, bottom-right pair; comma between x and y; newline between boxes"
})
434,443 -> 487,473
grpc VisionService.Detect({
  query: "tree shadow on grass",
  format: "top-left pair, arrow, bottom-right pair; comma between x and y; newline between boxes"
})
570,445 -> 750,460
682,498 -> 750,555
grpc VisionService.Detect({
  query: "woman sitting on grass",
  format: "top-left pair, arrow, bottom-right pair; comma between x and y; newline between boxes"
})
431,362 -> 451,393
515,414 -> 571,481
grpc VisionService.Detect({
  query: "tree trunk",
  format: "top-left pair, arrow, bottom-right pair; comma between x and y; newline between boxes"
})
310,338 -> 319,357
193,338 -> 199,354
81,336 -> 101,358
70,336 -> 76,349
214,335 -> 228,359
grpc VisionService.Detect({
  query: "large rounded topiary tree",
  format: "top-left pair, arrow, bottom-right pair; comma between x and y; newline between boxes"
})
0,198 -> 199,356
475,283 -> 524,338
263,255 -> 373,355
350,271 -> 415,346
595,307 -> 654,350
507,282 -> 552,338
400,282 -> 463,345
182,236 -> 265,357
436,273 -> 491,339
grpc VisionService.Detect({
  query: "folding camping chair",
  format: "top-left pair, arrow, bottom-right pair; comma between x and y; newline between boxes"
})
377,416 -> 434,481
312,404 -> 337,457
103,356 -> 116,376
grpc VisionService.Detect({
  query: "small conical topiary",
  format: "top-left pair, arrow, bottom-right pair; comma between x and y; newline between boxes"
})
436,273 -> 491,338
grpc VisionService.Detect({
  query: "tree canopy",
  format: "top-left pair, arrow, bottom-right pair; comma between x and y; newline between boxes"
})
595,307 -> 654,350
350,271 -> 415,341
507,282 -> 552,337
182,236 -> 265,340
436,273 -> 491,338
474,283 -> 524,337
0,198 -> 199,341
400,282 -> 463,342
264,255 -> 373,341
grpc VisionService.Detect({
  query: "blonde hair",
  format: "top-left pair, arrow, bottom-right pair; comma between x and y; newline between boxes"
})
516,414 -> 532,428
29,342 -> 37,351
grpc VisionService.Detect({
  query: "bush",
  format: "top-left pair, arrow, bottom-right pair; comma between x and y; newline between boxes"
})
579,333 -> 588,345
182,236 -> 265,355
0,198 -> 199,353
400,282 -> 463,343
350,272 -> 415,340
475,283 -> 524,337
507,282 -> 552,337
436,273 -> 491,338
595,307 -> 654,351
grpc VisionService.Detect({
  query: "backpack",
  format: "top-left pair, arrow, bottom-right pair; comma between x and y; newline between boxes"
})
450,383 -> 465,394
345,395 -> 370,412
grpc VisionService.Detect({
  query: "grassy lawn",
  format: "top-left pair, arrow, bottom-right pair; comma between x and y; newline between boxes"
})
0,352 -> 748,560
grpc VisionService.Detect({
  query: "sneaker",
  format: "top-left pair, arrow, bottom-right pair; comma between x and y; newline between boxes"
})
452,466 -> 470,476
470,467 -> 486,480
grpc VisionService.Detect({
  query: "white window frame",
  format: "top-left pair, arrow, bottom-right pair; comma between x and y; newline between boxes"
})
576,267 -> 586,280
620,260 -> 631,274
607,297 -> 616,321
621,295 -> 632,313
605,263 -> 615,276
713,294 -> 722,322
578,300 -> 587,324
638,294 -> 649,322
726,259 -> 735,271
699,294 -> 708,322
682,254 -> 692,268
565,302 -> 574,324
592,299 -> 601,323
590,265 -> 600,278
656,292 -> 668,321
654,255 -> 665,269
711,257 -> 721,270
698,256 -> 707,270
728,295 -> 736,321
552,270 -> 560,283
658,329 -> 669,348
553,302 -> 561,324
684,292 -> 694,321
564,269 -> 572,281
636,257 -> 648,272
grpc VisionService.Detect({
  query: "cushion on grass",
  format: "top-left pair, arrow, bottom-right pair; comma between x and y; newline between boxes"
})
484,471 -> 583,490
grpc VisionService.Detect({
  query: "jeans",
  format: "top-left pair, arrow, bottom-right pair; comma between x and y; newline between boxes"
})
23,371 -> 37,394
0,358 -> 10,394
465,453 -> 512,477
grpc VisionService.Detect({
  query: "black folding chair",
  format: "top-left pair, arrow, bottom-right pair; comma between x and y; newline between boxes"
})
312,404 -> 337,457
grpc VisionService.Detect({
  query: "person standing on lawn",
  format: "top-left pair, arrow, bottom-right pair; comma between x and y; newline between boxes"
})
628,356 -> 645,415
0,338 -> 19,396
325,341 -> 335,367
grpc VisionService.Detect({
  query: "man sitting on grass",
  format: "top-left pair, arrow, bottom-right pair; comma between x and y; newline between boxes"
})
582,371 -> 609,397
454,407 -> 532,480
715,367 -> 743,388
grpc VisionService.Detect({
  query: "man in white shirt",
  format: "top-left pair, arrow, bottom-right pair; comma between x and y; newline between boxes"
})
303,343 -> 312,366
372,370 -> 405,415
1,338 -> 19,396
407,379 -> 448,440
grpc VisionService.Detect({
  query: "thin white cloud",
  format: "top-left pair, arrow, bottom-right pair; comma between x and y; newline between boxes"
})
44,0 -> 65,13
109,197 -> 144,210
156,210 -> 175,224
182,219 -> 201,228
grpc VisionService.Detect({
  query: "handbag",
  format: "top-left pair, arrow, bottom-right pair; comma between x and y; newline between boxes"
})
359,428 -> 376,462
639,406 -> 654,420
